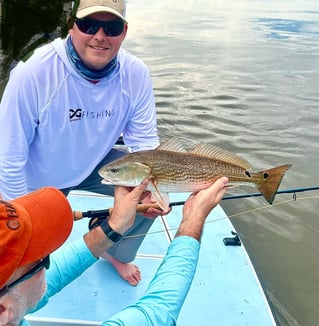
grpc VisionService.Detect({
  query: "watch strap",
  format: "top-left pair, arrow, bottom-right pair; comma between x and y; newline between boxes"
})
100,220 -> 123,243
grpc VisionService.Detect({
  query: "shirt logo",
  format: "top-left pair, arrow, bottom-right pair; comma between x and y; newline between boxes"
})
69,108 -> 116,121
69,108 -> 82,121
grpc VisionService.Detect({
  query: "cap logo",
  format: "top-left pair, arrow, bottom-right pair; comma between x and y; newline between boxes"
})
7,219 -> 20,230
0,200 -> 18,218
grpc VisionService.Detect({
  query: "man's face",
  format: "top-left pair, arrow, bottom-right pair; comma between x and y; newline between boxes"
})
69,12 -> 128,71
0,266 -> 46,326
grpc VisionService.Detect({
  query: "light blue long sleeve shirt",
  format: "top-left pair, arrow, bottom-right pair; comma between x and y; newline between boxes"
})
22,236 -> 200,325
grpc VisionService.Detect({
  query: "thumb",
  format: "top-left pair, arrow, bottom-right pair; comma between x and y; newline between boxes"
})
130,179 -> 149,202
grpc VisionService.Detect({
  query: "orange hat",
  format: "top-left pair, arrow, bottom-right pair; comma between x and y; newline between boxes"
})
0,187 -> 73,288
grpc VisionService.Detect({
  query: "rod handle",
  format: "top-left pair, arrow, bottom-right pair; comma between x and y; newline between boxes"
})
73,203 -> 162,221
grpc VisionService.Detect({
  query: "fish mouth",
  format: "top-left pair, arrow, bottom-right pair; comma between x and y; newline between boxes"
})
100,177 -> 114,185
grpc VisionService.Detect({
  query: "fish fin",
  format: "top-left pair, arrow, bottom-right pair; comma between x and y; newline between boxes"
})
190,144 -> 252,170
152,191 -> 170,211
156,138 -> 187,153
149,179 -> 170,211
226,184 -> 239,189
257,164 -> 292,204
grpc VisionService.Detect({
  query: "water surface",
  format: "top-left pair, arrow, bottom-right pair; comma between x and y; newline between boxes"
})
125,1 -> 319,325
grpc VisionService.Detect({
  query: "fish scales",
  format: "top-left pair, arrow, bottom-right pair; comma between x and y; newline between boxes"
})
135,150 -> 251,191
98,138 -> 291,210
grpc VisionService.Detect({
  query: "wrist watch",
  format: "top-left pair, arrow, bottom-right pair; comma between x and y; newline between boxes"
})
100,220 -> 123,243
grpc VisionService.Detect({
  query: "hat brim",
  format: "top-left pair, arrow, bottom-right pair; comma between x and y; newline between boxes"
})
76,6 -> 127,22
12,187 -> 73,267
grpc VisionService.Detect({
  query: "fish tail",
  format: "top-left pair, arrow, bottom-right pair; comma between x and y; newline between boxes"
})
257,164 -> 292,204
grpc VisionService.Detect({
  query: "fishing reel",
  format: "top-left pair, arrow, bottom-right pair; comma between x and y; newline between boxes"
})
88,216 -> 106,230
73,208 -> 111,230
86,210 -> 123,243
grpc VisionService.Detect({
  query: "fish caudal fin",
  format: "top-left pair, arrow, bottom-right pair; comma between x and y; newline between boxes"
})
257,164 -> 292,204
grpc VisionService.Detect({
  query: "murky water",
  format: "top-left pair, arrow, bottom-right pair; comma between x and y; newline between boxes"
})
1,1 -> 319,325
124,1 -> 319,325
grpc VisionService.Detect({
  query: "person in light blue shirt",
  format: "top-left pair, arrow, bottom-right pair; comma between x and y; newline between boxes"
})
0,177 -> 228,326
0,0 -> 164,286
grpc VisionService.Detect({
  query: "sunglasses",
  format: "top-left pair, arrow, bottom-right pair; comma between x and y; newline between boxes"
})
0,256 -> 50,296
74,17 -> 125,37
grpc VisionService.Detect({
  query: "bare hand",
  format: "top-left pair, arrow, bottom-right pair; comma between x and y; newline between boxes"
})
140,192 -> 171,219
177,177 -> 228,240
183,177 -> 228,220
108,180 -> 149,234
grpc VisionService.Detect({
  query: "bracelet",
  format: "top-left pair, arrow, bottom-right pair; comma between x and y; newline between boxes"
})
100,220 -> 123,243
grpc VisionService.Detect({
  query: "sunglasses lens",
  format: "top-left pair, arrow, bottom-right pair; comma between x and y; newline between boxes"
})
75,18 -> 98,34
75,18 -> 124,37
44,255 -> 51,269
105,20 -> 125,36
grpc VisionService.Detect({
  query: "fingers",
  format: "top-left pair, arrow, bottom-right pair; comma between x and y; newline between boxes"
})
215,176 -> 229,187
128,179 -> 149,203
183,176 -> 228,219
114,179 -> 149,203
210,176 -> 228,201
137,178 -> 149,190
202,176 -> 228,206
141,206 -> 172,219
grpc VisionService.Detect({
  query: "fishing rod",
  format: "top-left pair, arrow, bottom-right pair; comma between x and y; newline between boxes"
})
170,186 -> 319,206
73,186 -> 319,229
73,203 -> 161,229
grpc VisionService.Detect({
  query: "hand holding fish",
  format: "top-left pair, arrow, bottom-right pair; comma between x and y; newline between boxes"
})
139,192 -> 171,219
176,177 -> 229,240
109,180 -> 150,235
183,176 -> 229,221
84,180 -> 149,259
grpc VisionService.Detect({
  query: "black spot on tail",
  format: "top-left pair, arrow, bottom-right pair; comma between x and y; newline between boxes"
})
263,172 -> 269,179
245,171 -> 251,177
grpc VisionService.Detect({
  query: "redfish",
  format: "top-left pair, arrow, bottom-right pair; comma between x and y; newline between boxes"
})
99,139 -> 291,210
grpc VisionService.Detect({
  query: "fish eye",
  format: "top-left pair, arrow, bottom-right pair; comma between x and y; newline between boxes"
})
245,171 -> 251,177
110,168 -> 118,174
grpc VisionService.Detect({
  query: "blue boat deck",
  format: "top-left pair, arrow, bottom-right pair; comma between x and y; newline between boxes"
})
27,191 -> 276,326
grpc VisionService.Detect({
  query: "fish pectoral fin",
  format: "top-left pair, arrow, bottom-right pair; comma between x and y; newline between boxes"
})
152,190 -> 170,211
149,179 -> 170,210
148,178 -> 170,211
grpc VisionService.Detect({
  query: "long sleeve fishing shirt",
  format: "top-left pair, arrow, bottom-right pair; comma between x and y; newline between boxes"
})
0,38 -> 159,200
23,235 -> 199,325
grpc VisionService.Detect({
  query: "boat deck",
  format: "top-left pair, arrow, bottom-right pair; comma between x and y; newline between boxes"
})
26,192 -> 276,326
